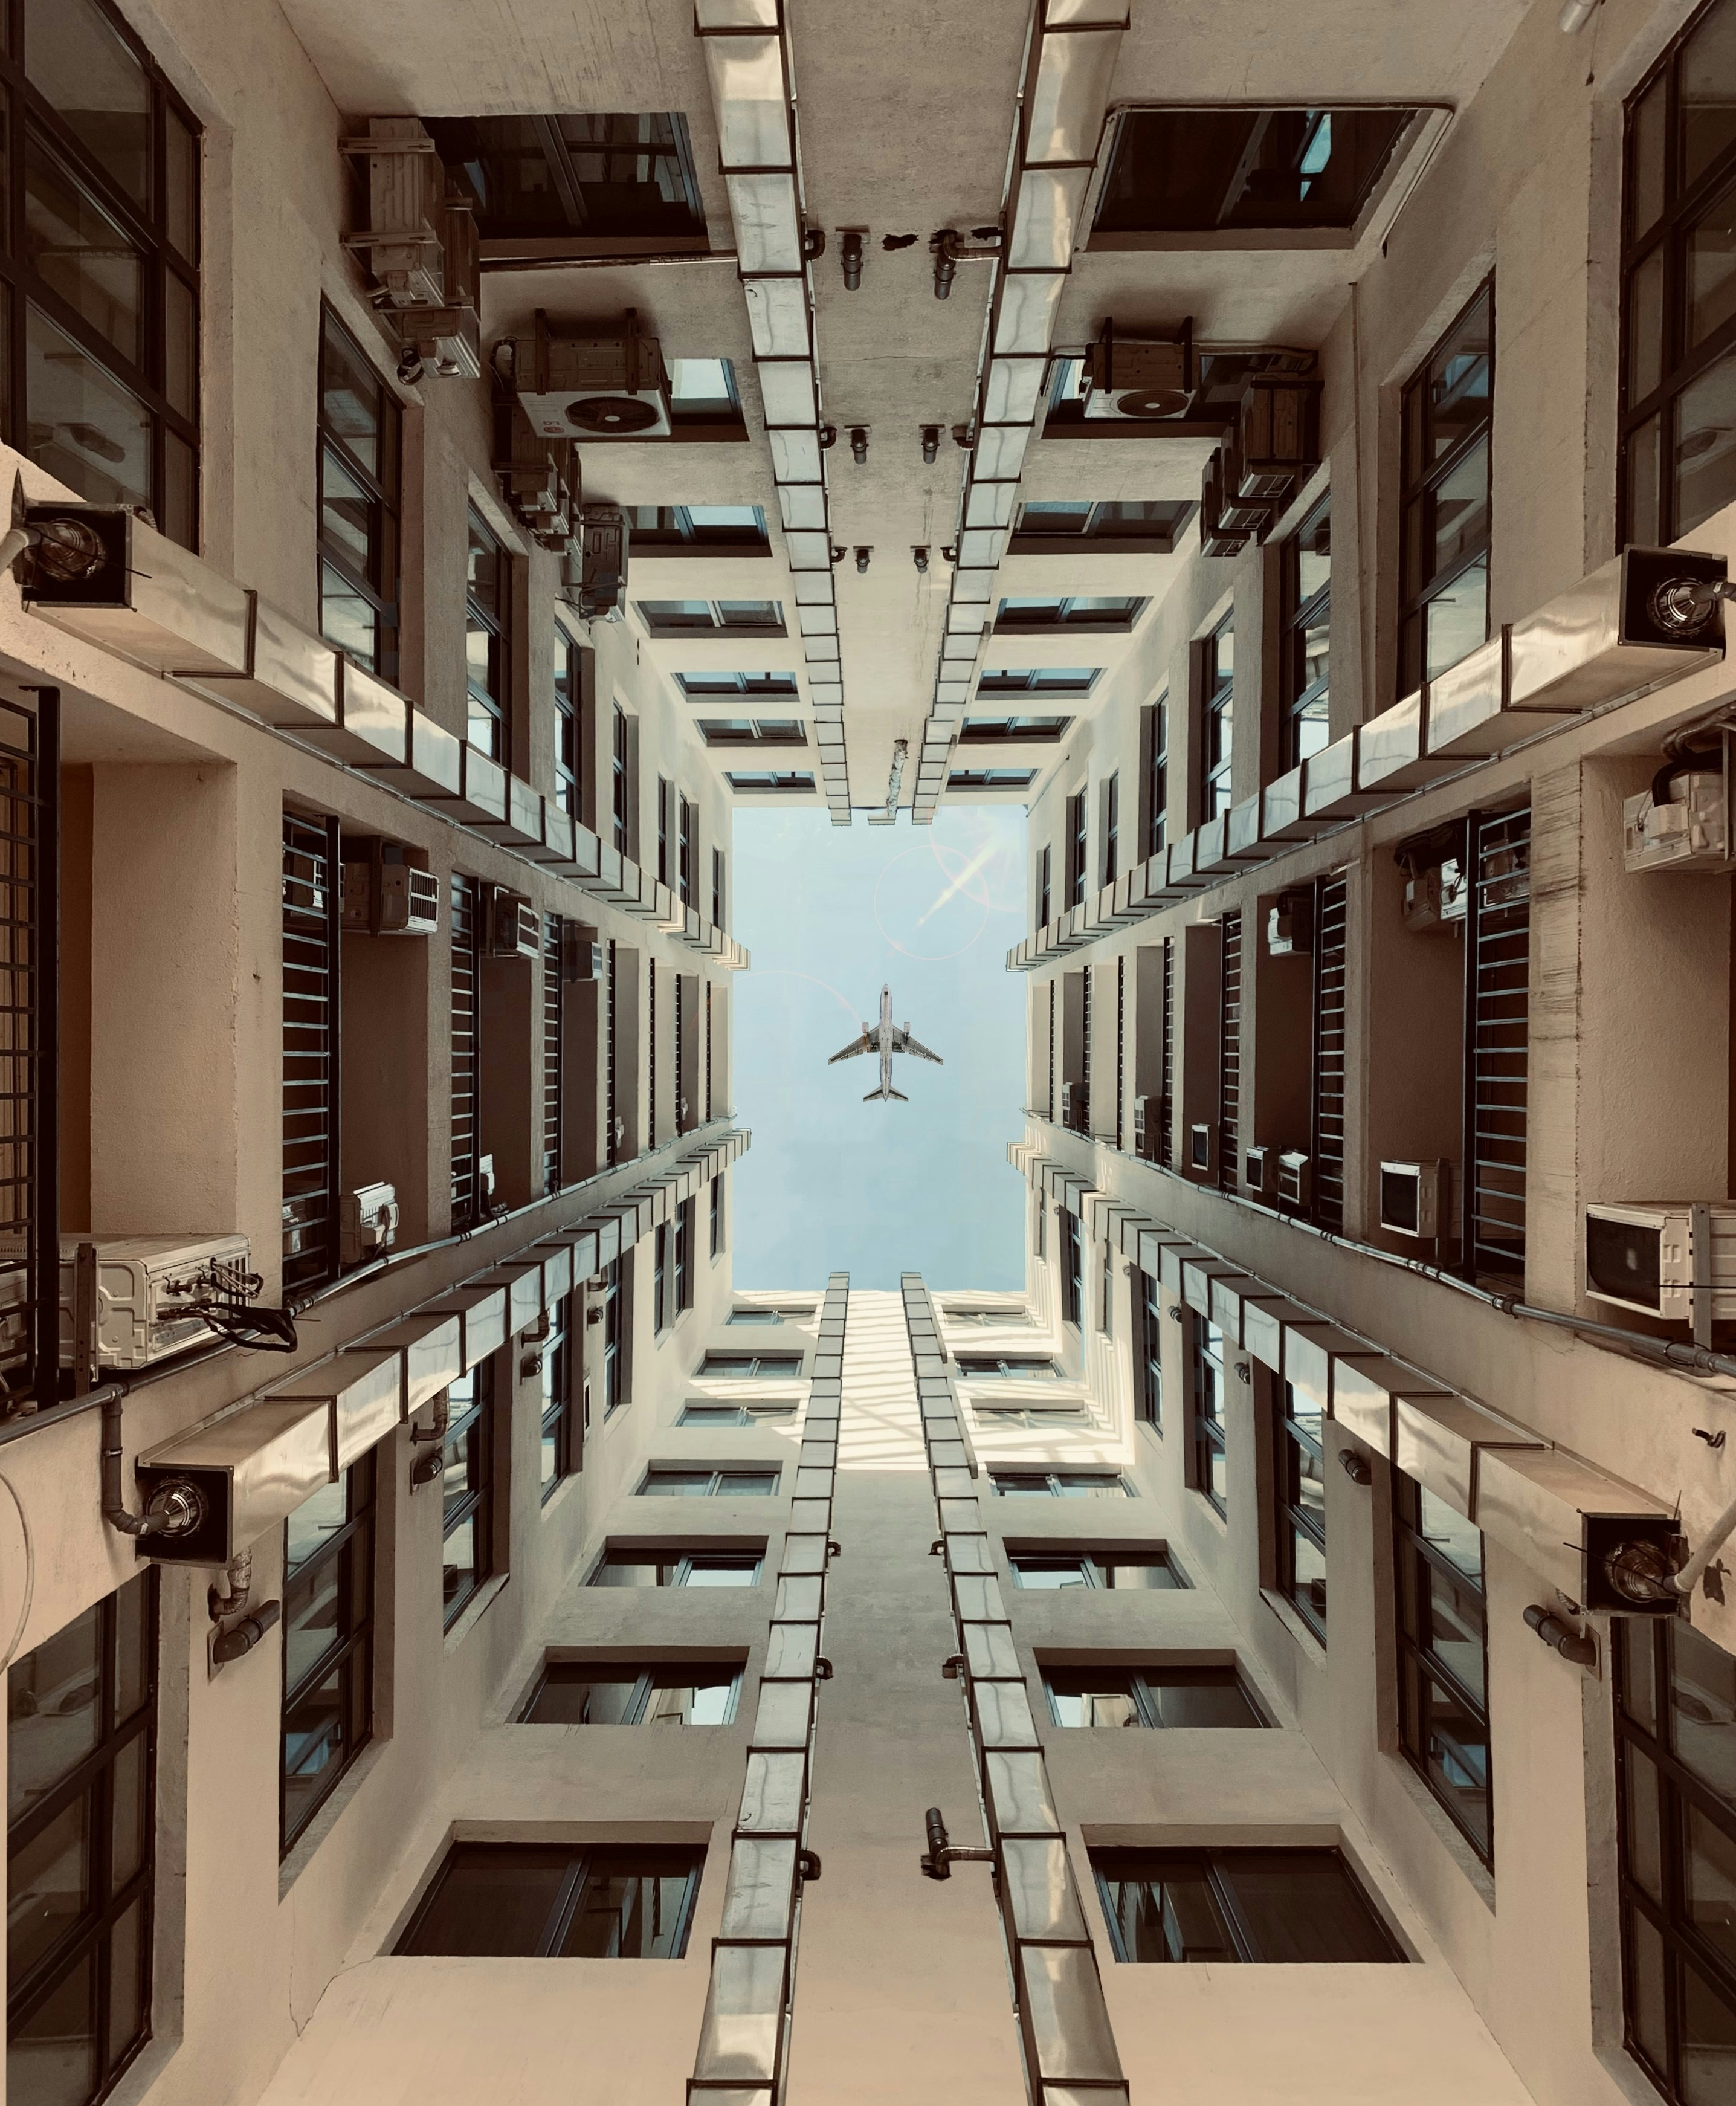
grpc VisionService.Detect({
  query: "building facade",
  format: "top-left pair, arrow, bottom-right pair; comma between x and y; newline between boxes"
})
1,0 -> 1735,2104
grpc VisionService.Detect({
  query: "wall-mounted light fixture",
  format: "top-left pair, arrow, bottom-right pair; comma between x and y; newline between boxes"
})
921,425 -> 941,464
850,427 -> 870,465
913,546 -> 930,573
839,231 -> 865,289
854,546 -> 871,573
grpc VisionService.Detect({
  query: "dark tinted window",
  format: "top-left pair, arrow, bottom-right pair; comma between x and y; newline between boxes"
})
1096,108 -> 1413,233
427,115 -> 705,244
520,1662 -> 741,1726
398,1843 -> 702,1957
1094,1848 -> 1402,1963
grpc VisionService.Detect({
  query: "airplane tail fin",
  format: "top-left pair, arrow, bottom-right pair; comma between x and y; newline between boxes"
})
862,1086 -> 909,1102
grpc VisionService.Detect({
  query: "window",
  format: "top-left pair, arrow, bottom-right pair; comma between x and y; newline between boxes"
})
1060,1207 -> 1083,1325
728,1305 -> 813,1325
1143,698 -> 1169,856
398,1842 -> 703,1959
978,668 -> 1102,696
1011,499 -> 1195,548
1066,796 -> 1088,909
656,776 -> 671,885
1009,1551 -> 1188,1590
611,705 -> 631,856
7,1571 -> 156,2106
1099,1235 -> 1114,1334
972,1404 -> 1088,1429
674,1197 -> 694,1311
1136,1268 -> 1161,1428
640,1466 -> 780,1497
1616,1618 -> 1736,2102
553,630 -> 581,815
1199,610 -> 1234,821
282,812 -> 340,1295
426,114 -> 705,247
678,1400 -> 798,1427
678,671 -> 800,698
10,0 -> 201,546
1044,1664 -> 1263,1728
318,306 -> 400,677
637,599 -> 784,636
699,1352 -> 804,1378
598,1256 -> 625,1417
282,1452 -> 375,1850
449,874 -> 481,1226
625,503 -> 768,549
1036,1195 -> 1047,1259
709,1173 -> 724,1257
995,596 -> 1146,631
1102,774 -> 1120,886
590,1549 -> 763,1588
667,357 -> 747,430
1395,1473 -> 1492,1865
1190,1317 -> 1228,1514
989,1470 -> 1131,1499
1093,107 -> 1415,234
949,768 -> 1037,790
726,770 -> 815,793
520,1661 -> 743,1725
1622,5 -> 1736,543
465,508 -> 510,763
944,1305 -> 1036,1325
678,798 -> 695,906
1037,844 -> 1051,928
1281,493 -> 1331,769
956,1355 -> 1062,1378
440,1361 -> 494,1628
1274,1382 -> 1327,1642
698,719 -> 807,746
1398,280 -> 1492,696
539,1296 -> 576,1500
961,716 -> 1072,745
1092,1848 -> 1402,1963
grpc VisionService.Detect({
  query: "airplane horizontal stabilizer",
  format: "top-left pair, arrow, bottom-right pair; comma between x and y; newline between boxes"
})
864,1086 -> 909,1102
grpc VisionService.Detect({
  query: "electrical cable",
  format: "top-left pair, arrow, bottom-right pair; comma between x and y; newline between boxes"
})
0,1470 -> 35,1673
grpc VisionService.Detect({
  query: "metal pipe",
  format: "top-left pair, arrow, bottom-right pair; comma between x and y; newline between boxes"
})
1524,1604 -> 1598,1665
1558,0 -> 1599,30
1671,1485 -> 1736,1596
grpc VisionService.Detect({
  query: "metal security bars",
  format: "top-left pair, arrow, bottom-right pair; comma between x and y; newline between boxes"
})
1309,874 -> 1347,1232
282,812 -> 341,1292
543,914 -> 564,1197
1114,955 -> 1125,1151
1462,807 -> 1530,1279
450,876 -> 481,1226
687,1273 -> 847,2102
911,0 -> 1128,820
1158,935 -> 1173,1169
0,691 -> 57,1415
1217,911 -> 1241,1196
606,938 -> 619,1168
693,2 -> 853,821
900,1274 -> 1129,2106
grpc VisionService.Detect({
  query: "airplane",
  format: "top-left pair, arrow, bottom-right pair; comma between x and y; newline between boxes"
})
828,985 -> 943,1102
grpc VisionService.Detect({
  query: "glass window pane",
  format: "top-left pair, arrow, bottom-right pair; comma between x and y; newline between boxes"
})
7,1796 -> 89,1985
1418,1668 -> 1491,1858
24,0 -> 149,207
644,1671 -> 738,1725
286,1478 -> 350,1577
642,1470 -> 716,1496
1046,1670 -> 1140,1728
1428,293 -> 1492,462
524,1668 -> 641,1724
1431,436 -> 1489,578
1103,1861 -> 1236,1961
108,1893 -> 146,2066
164,107 -> 198,259
109,1730 -> 146,1891
282,1658 -> 345,1835
1628,414 -> 1663,546
1425,557 -> 1488,680
1681,1953 -> 1736,2106
1673,1620 -> 1736,1802
114,1573 -> 150,1726
320,560 -> 376,670
401,1846 -> 571,1956
320,447 -> 375,578
1221,1851 -> 1398,1962
682,1558 -> 759,1587
1686,1801 -> 1736,1969
321,314 -> 382,480
1691,179 -> 1736,358
8,1603 -> 101,1821
1622,1621 -> 1660,1734
1425,1561 -> 1486,1706
442,1516 -> 480,1619
7,1940 -> 95,2106
1145,1673 -> 1262,1728
591,1556 -> 665,1588
1416,1490 -> 1482,1581
561,1853 -> 694,1957
1203,1440 -> 1229,1509
1099,1559 -> 1184,1590
1675,344 -> 1736,537
1684,2 -> 1736,193
24,131 -> 144,367
1012,1561 -> 1089,1589
283,1557 -> 344,1693
24,301 -> 150,511
1627,1905 -> 1671,2079
163,270 -> 197,418
1628,245 -> 1666,404
1628,76 -> 1667,242
1289,1523 -> 1328,1635
163,428 -> 195,551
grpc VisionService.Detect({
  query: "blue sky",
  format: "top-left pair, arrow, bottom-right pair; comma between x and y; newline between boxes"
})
729,806 -> 1029,1291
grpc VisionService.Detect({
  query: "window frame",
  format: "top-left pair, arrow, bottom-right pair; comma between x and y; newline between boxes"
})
465,506 -> 511,766
624,503 -> 769,551
1060,1206 -> 1083,1326
1010,499 -> 1195,552
1091,1846 -> 1404,1964
1102,772 -> 1120,886
281,1449 -> 376,1851
1143,696 -> 1169,858
1136,1267 -> 1162,1428
959,715 -> 1073,744
519,1660 -> 745,1726
1008,1550 -> 1189,1590
539,1294 -> 577,1502
1199,610 -> 1234,822
994,595 -> 1147,633
553,627 -> 582,816
440,1361 -> 494,1630
396,1840 -> 704,1959
1394,1470 -> 1494,1868
8,0 -> 203,547
948,767 -> 1037,790
636,599 -> 786,637
1280,491 -> 1332,771
589,1548 -> 766,1588
317,303 -> 401,680
1397,277 -> 1494,698
697,1351 -> 804,1379
1273,1380 -> 1328,1644
1042,1662 -> 1263,1730
611,703 -> 631,856
988,1469 -> 1134,1499
1190,1315 -> 1228,1516
1066,795 -> 1088,909
977,667 -> 1102,697
638,1465 -> 782,1497
1037,844 -> 1051,928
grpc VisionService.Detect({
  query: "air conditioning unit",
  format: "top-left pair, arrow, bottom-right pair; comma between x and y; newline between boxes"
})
492,401 -> 578,549
1402,858 -> 1468,934
1584,1202 -> 1736,1325
56,1234 -> 253,1371
1234,373 -> 1321,503
478,1155 -> 498,1211
488,890 -> 540,961
1082,318 -> 1195,421
1267,887 -> 1314,956
1199,450 -> 1251,560
1189,1122 -> 1215,1174
1062,1080 -> 1089,1132
1217,432 -> 1273,539
1624,748 -> 1734,873
341,842 -> 439,936
500,307 -> 672,440
343,117 -> 448,308
1244,1145 -> 1272,1198
560,920 -> 604,983
1132,1093 -> 1159,1160
1277,1150 -> 1311,1209
1379,1160 -> 1450,1239
563,505 -> 630,622
341,1183 -> 400,1267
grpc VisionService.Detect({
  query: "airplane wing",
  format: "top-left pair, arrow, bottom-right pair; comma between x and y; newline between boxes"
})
891,1032 -> 943,1065
828,1034 -> 874,1064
